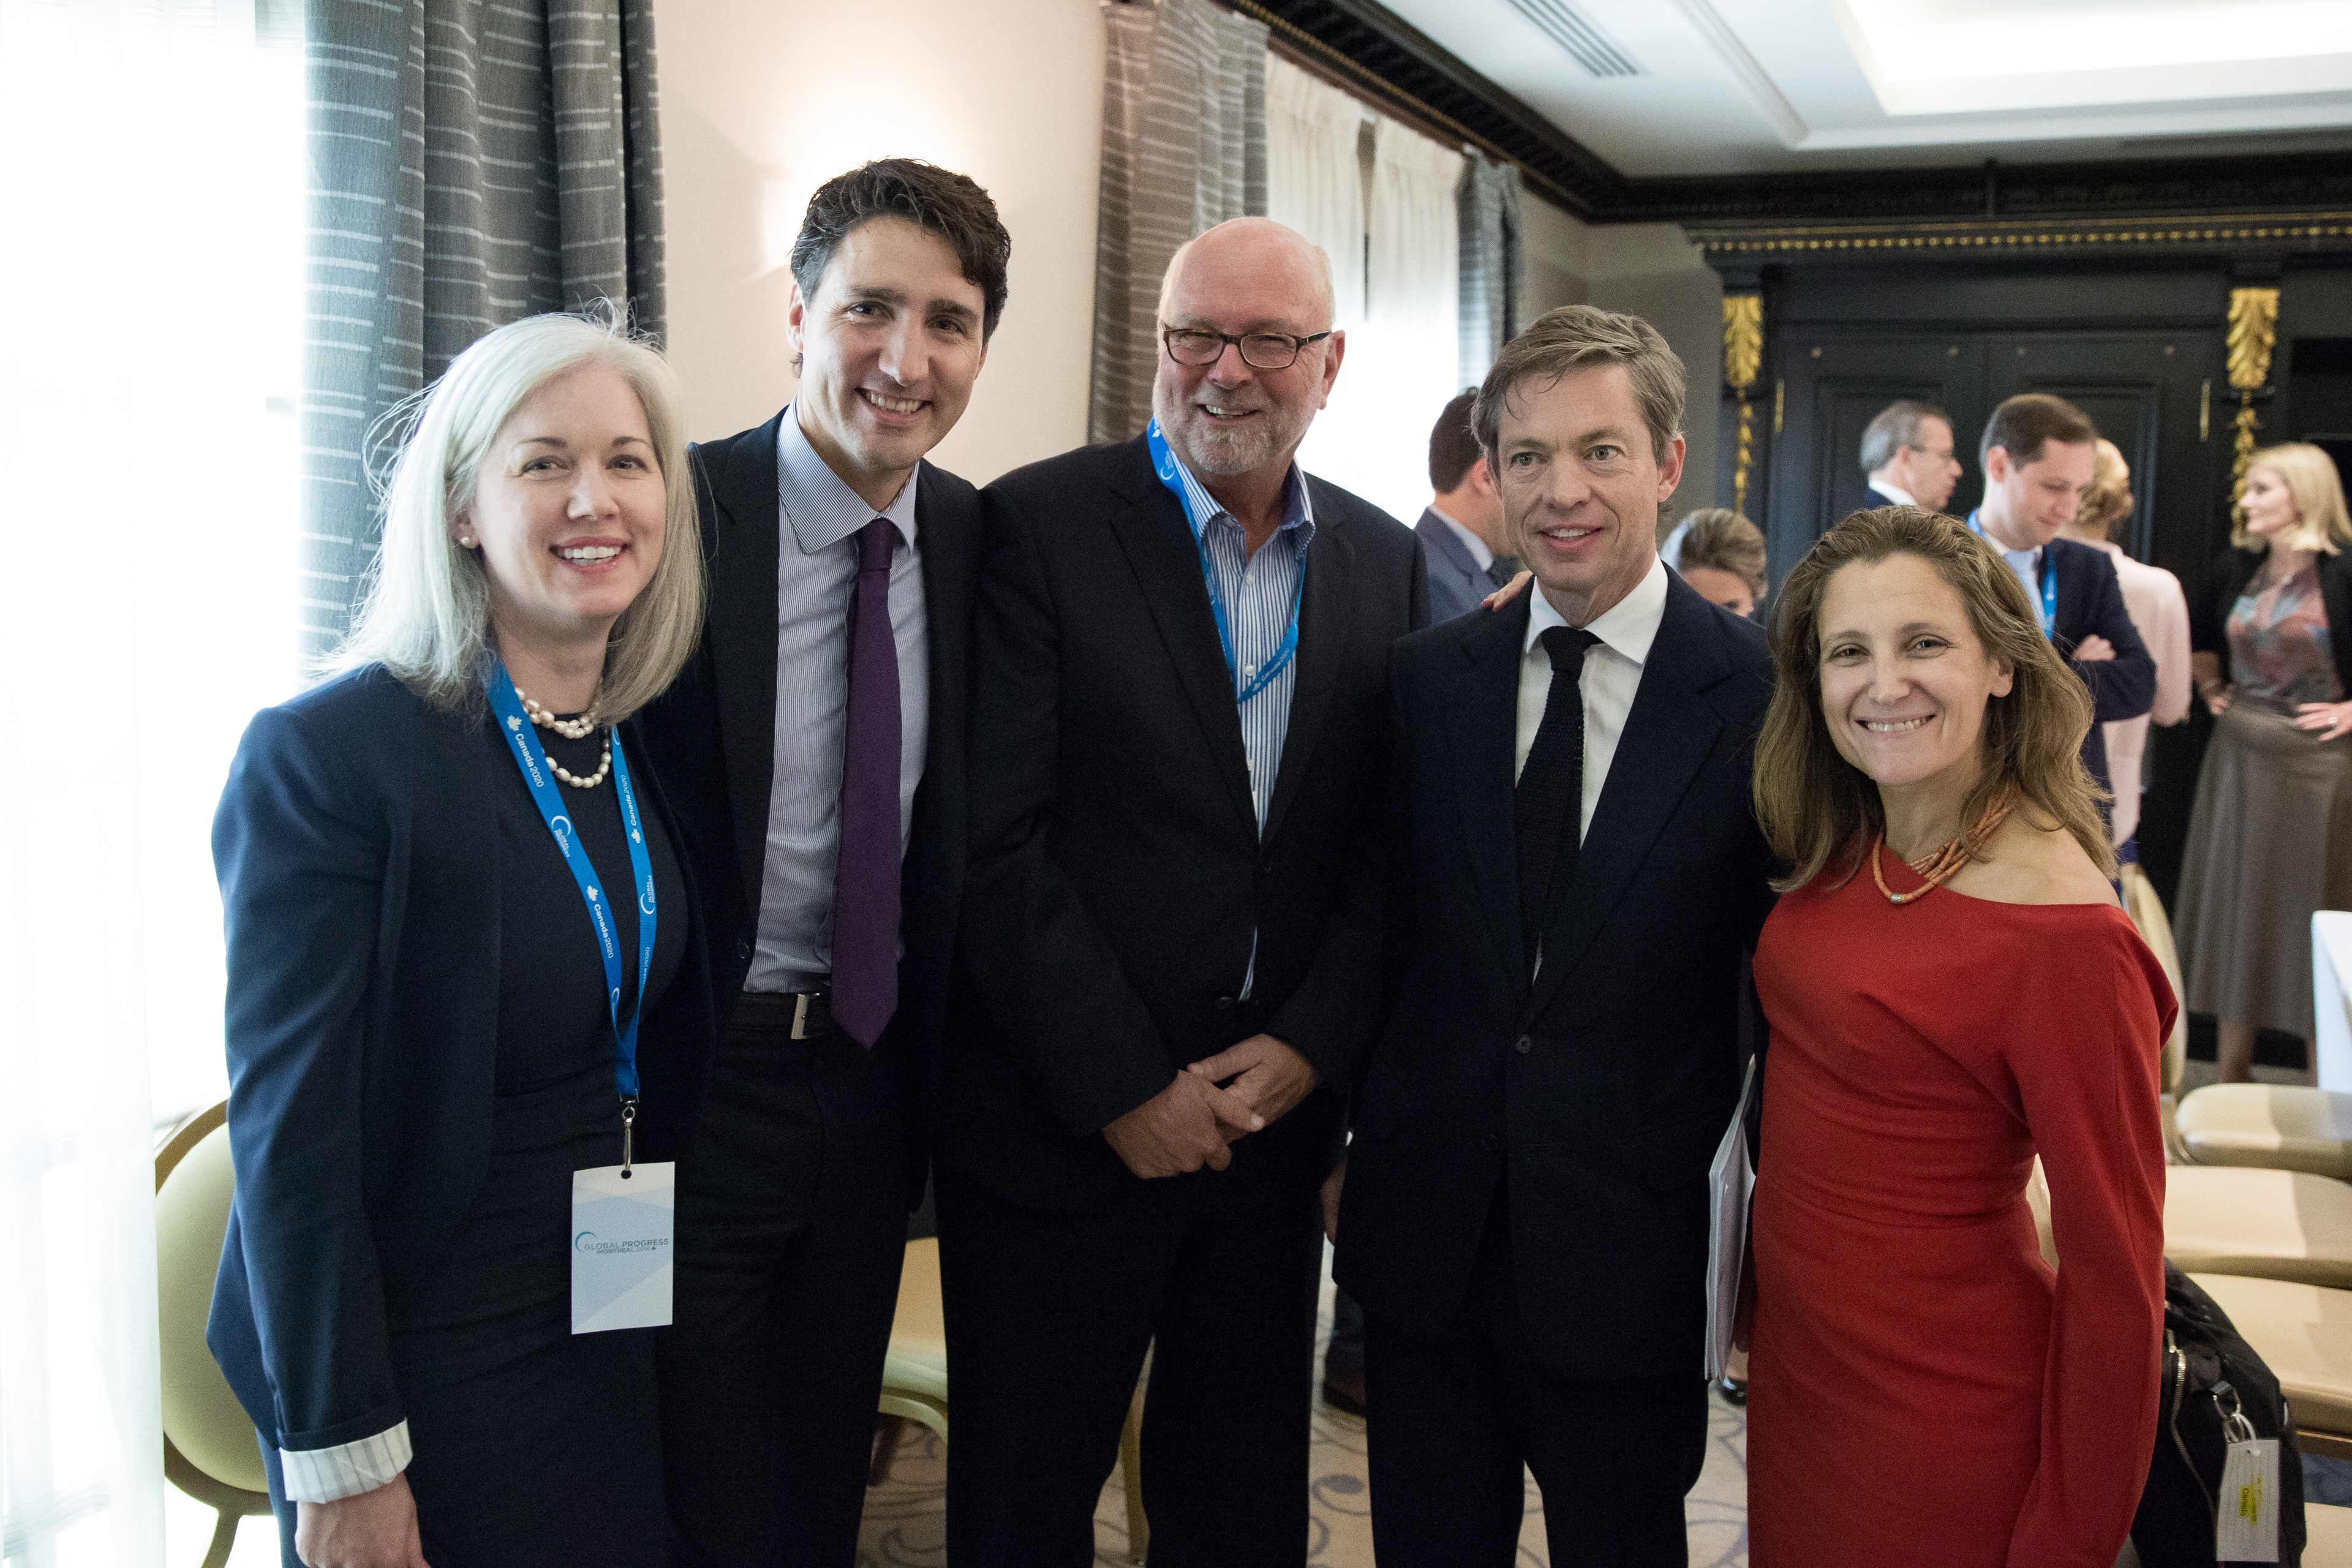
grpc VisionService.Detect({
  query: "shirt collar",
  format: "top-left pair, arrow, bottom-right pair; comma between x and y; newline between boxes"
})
1868,477 -> 1918,507
1524,557 -> 1670,669
1428,503 -> 1493,571
776,401 -> 921,556
1162,439 -> 1316,549
1966,508 -> 2040,571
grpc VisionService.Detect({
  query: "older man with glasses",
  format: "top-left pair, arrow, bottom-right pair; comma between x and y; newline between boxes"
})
938,216 -> 1428,1567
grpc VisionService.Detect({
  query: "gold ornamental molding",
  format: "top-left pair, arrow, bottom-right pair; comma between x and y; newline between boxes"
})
1723,293 -> 1763,517
2226,285 -> 2282,497
1689,211 -> 2352,260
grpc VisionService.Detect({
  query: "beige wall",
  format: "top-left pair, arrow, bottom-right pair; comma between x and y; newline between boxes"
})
658,0 -> 1106,483
1517,197 -> 1724,515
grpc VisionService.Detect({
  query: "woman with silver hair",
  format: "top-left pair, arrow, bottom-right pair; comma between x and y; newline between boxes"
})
209,309 -> 713,1567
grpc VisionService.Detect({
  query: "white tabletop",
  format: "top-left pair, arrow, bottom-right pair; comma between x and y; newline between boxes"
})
2315,913 -> 2352,1091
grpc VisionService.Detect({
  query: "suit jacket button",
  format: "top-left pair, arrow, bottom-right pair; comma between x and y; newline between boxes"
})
1481,1134 -> 1499,1153
1514,1035 -> 1532,1054
737,938 -> 752,960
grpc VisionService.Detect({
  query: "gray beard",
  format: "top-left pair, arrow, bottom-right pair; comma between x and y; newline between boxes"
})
1153,386 -> 1307,479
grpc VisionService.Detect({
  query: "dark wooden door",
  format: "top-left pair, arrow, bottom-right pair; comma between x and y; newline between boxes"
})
1762,334 -> 1978,590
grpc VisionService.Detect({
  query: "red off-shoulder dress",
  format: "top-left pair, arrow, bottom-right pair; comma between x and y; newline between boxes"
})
1747,856 -> 2171,1568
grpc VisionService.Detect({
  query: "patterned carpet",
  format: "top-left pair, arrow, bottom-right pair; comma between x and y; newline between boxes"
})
856,1262 -> 1751,1567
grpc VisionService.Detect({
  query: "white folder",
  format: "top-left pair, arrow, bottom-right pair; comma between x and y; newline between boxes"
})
1705,1055 -> 1759,1381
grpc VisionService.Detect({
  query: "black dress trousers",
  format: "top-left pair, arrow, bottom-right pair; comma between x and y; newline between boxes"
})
1363,1195 -> 1709,1568
659,1000 -> 910,1568
936,1157 -> 1326,1568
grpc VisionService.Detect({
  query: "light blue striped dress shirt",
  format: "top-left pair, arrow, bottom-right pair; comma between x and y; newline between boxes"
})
1158,450 -> 1316,832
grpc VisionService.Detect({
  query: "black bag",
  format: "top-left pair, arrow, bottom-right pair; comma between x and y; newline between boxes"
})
2132,1264 -> 2307,1567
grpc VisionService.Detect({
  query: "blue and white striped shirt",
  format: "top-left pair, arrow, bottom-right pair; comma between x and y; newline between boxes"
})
1159,450 -> 1317,833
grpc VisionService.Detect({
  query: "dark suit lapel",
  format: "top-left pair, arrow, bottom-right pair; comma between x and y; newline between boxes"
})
699,413 -> 786,916
1448,594 -> 1531,991
1102,439 -> 1257,834
1525,575 -> 1728,1021
1263,496 -> 1351,844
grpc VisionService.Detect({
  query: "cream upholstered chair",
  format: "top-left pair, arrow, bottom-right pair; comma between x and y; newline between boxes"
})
156,1103 -> 274,1568
875,1237 -> 1148,1562
2187,1272 -> 2352,1465
2309,1502 -> 2352,1564
2165,1167 -> 2352,1289
2119,864 -> 2192,1161
2178,1084 -> 2352,1180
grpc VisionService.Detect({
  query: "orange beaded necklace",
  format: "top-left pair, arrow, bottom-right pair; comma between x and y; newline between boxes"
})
1870,787 -> 2018,906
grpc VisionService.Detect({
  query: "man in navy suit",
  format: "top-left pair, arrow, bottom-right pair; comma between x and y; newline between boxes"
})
1415,388 -> 1520,623
1332,304 -> 1774,1566
1966,393 -> 2155,794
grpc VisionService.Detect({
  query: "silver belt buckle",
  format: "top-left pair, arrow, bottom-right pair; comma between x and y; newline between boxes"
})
791,993 -> 815,1041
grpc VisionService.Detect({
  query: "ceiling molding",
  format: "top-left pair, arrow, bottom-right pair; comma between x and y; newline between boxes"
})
1247,0 -> 2352,230
1686,211 -> 2352,265
1667,0 -> 1807,148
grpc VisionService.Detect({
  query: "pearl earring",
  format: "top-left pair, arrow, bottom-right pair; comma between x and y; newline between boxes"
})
458,535 -> 476,548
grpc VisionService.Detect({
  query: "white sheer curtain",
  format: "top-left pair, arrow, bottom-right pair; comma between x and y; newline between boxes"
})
0,0 -> 302,1559
1270,55 -> 1462,530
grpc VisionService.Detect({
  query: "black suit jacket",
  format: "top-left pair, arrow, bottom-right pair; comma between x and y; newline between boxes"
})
948,434 -> 1428,1212
2192,545 -> 2352,699
1335,572 -> 1774,1382
2043,535 -> 2157,787
631,410 -> 982,1192
208,667 -> 715,1453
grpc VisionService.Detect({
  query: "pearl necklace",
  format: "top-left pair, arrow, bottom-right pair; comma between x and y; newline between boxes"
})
509,681 -> 611,789
1870,788 -> 2017,906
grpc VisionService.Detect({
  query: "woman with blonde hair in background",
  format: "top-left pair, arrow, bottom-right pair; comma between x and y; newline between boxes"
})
210,310 -> 714,1568
2176,442 -> 2352,1082
2059,439 -> 2192,858
1744,507 -> 2169,1567
1669,507 -> 1768,618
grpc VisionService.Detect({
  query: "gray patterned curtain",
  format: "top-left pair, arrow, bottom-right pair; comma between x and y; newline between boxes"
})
1089,0 -> 1269,446
299,0 -> 666,655
1457,152 -> 1521,392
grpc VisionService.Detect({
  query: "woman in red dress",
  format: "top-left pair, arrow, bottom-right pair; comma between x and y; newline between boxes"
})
1746,506 -> 2171,1567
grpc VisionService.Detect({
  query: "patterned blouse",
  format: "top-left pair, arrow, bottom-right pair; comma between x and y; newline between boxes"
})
2228,556 -> 2344,706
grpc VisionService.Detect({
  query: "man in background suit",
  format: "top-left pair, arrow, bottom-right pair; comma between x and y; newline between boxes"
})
1417,388 -> 1520,623
942,216 -> 1426,1566
1861,398 -> 1964,513
1967,392 -> 2155,796
632,159 -> 1006,1567
1332,304 -> 1774,1566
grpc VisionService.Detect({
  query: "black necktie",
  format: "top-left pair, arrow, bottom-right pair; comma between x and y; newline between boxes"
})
1516,626 -> 1600,973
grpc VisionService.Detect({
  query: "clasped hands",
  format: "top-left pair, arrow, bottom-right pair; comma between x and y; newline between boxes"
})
1101,1033 -> 1319,1180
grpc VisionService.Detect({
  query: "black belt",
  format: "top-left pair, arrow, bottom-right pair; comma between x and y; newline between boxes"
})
735,988 -> 837,1041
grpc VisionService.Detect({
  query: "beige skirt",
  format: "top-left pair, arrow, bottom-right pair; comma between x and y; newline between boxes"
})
2174,698 -> 2352,1040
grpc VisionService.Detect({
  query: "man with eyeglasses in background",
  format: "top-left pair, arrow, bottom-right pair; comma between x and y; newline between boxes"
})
1861,399 -> 1964,514
940,215 -> 1427,1566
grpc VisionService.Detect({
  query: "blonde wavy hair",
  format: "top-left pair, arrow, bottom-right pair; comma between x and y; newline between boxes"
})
326,307 -> 703,722
2233,442 -> 2352,556
1754,506 -> 2113,892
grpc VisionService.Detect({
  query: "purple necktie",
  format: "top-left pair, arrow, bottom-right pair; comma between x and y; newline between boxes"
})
831,518 -> 902,1047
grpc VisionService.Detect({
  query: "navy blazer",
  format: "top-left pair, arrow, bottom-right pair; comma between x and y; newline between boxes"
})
949,434 -> 1427,1212
1336,572 -> 1776,1381
630,410 -> 984,1199
1415,507 -> 1490,625
2041,535 -> 2158,788
208,666 -> 714,1453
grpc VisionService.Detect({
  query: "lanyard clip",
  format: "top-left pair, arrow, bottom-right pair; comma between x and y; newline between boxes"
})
620,1096 -> 638,1178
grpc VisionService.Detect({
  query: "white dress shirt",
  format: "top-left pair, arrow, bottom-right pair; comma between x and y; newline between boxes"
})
1513,558 -> 1670,842
1430,503 -> 1494,575
1867,477 -> 1918,507
747,402 -> 930,992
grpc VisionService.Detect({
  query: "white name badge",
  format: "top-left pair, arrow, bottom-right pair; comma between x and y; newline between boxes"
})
2215,1436 -> 2282,1562
570,1162 -> 676,1335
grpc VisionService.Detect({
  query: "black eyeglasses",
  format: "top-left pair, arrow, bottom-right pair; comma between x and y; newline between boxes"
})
1160,325 -> 1333,371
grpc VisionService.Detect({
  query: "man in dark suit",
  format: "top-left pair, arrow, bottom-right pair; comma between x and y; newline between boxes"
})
631,159 -> 1005,1567
1332,304 -> 1775,1566
941,216 -> 1426,1566
1861,398 -> 1963,514
1417,387 -> 1520,624
1966,392 -> 2155,793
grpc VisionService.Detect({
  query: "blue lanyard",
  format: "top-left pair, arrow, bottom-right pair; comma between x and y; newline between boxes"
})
1966,510 -> 2057,639
488,664 -> 656,1102
1146,418 -> 1304,704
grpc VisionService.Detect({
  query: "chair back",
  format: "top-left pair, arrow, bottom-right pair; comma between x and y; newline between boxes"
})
156,1103 -> 271,1499
2120,864 -> 2188,1098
